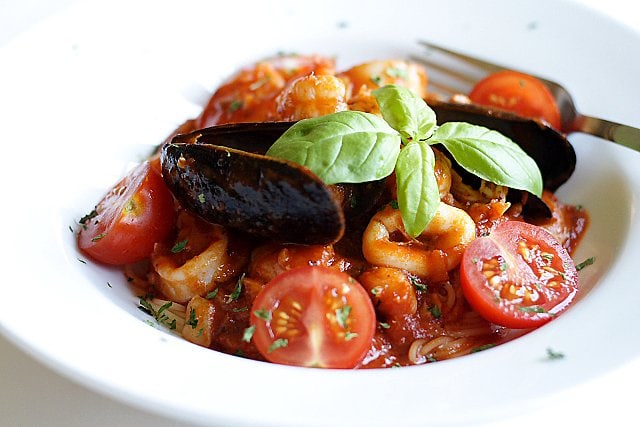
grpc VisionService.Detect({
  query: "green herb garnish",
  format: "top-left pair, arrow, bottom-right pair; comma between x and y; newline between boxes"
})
186,308 -> 198,329
171,239 -> 188,253
266,85 -> 543,237
575,256 -> 595,271
242,325 -> 256,342
225,274 -> 244,303
268,338 -> 289,353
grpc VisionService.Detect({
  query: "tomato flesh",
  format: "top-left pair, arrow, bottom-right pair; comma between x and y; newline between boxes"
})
251,266 -> 376,368
469,70 -> 562,129
460,221 -> 578,329
78,161 -> 176,265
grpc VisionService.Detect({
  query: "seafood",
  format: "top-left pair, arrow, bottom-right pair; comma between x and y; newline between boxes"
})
160,97 -> 575,247
430,99 -> 576,192
361,202 -> 476,282
149,210 -> 249,303
197,55 -> 336,127
276,74 -> 348,121
161,141 -> 346,244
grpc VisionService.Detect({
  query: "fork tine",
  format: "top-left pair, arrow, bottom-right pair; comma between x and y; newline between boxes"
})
417,40 -> 505,74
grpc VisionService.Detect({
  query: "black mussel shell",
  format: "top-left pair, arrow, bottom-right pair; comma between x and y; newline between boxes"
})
429,100 -> 576,192
161,141 -> 345,245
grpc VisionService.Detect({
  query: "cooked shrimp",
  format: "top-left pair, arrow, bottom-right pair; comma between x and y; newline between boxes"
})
198,54 -> 336,127
149,211 -> 248,303
358,267 -> 418,317
339,60 -> 428,114
248,243 -> 345,284
362,203 -> 476,282
276,74 -> 348,121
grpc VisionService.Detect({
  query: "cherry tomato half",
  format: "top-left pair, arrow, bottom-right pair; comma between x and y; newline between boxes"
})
250,266 -> 376,368
469,70 -> 562,129
460,221 -> 578,329
78,161 -> 176,265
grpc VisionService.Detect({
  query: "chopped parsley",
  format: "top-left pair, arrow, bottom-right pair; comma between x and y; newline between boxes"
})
186,308 -> 198,329
268,338 -> 288,353
429,305 -> 442,319
546,347 -> 565,360
138,297 -> 177,330
410,276 -> 427,292
470,343 -> 496,353
225,274 -> 244,303
344,331 -> 358,341
335,305 -> 352,329
519,305 -> 547,314
541,253 -> 554,262
170,239 -> 188,253
206,288 -> 219,300
254,308 -> 272,321
242,325 -> 256,342
575,256 -> 595,271
79,209 -> 98,226
228,99 -> 243,112
91,233 -> 106,242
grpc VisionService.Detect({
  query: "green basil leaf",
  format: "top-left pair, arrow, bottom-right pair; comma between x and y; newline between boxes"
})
395,141 -> 440,238
432,122 -> 543,197
372,85 -> 437,143
266,111 -> 401,184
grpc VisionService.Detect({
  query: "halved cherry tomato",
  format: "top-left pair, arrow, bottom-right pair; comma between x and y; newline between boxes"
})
250,266 -> 376,368
460,221 -> 578,329
78,161 -> 176,265
469,70 -> 562,129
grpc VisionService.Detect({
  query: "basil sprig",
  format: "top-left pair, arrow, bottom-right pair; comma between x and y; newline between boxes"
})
266,85 -> 543,237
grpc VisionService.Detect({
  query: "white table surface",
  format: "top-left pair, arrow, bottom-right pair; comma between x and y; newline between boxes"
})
1,1 -> 639,426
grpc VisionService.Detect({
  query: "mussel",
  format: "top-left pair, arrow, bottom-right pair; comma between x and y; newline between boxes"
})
430,100 -> 576,192
160,101 -> 576,244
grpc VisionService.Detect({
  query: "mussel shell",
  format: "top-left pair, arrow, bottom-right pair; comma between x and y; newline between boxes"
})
161,142 -> 345,244
172,121 -> 294,154
430,100 -> 576,192
171,122 -> 389,230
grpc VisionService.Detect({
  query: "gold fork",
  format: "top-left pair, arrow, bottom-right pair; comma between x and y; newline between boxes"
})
413,40 -> 640,152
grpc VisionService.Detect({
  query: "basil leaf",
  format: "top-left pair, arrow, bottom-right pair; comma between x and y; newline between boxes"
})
432,122 -> 543,197
372,85 -> 437,143
395,141 -> 440,238
266,111 -> 401,184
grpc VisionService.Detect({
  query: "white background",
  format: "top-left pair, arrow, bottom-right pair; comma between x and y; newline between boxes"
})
0,1 -> 638,426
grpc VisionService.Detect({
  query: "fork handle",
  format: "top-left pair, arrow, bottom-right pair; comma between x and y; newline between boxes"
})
573,115 -> 640,152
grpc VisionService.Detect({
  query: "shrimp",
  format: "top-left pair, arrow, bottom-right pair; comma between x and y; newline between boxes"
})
276,74 -> 348,121
198,54 -> 336,127
362,203 -> 476,282
149,211 -> 249,303
358,267 -> 418,317
339,60 -> 428,114
248,243 -> 345,284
